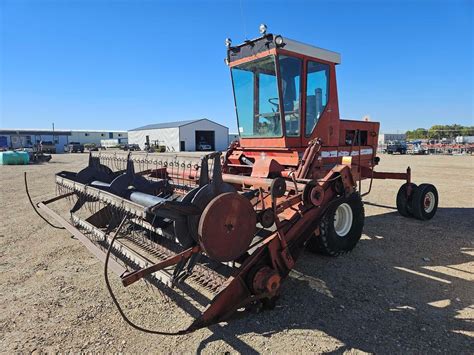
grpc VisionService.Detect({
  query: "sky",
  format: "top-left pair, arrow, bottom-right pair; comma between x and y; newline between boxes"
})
0,0 -> 473,133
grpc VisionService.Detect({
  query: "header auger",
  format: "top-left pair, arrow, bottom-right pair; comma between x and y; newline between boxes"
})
35,25 -> 438,333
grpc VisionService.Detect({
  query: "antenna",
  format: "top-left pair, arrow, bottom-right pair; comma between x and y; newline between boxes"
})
239,0 -> 248,39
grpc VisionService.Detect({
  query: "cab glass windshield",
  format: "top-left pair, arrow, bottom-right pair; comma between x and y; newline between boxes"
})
231,56 -> 282,137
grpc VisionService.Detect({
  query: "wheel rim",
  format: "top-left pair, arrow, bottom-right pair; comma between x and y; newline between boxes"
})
423,191 -> 436,213
333,203 -> 353,237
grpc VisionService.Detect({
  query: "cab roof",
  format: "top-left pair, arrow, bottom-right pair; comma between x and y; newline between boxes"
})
227,34 -> 341,65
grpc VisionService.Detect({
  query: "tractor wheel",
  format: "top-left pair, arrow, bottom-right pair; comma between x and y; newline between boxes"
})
306,193 -> 365,256
411,183 -> 438,220
396,183 -> 417,217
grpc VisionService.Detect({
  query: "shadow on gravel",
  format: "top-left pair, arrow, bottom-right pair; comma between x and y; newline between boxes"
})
197,207 -> 474,353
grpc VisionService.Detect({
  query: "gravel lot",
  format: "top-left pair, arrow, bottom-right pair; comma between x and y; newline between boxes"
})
0,153 -> 473,353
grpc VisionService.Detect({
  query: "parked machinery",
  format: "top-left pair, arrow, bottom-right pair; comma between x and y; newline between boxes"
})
384,140 -> 407,154
35,26 -> 439,334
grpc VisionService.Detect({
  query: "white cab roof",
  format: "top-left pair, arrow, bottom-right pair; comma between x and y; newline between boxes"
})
283,38 -> 341,64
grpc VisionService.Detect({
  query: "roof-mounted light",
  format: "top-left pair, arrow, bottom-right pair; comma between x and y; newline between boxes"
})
274,35 -> 284,47
259,23 -> 267,35
225,38 -> 232,48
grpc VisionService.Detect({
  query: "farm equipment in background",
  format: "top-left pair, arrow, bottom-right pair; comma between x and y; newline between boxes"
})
120,143 -> 141,151
38,141 -> 57,154
384,140 -> 407,154
2,131 -> 53,163
67,142 -> 85,153
84,143 -> 100,152
35,26 -> 439,334
145,139 -> 167,153
407,140 -> 427,155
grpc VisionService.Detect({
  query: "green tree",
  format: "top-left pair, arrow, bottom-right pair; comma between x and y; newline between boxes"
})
407,124 -> 472,140
405,128 -> 428,139
460,126 -> 474,136
428,125 -> 445,140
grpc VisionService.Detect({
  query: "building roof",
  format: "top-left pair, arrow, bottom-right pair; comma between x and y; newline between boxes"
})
0,128 -> 127,134
129,118 -> 228,131
70,129 -> 127,133
0,129 -> 71,135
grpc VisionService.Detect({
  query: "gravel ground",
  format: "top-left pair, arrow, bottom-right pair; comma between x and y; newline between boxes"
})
0,153 -> 473,354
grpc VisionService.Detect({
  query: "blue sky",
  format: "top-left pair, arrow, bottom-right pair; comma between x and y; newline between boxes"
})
1,0 -> 472,133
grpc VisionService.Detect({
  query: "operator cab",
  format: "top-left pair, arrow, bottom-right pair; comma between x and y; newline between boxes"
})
226,26 -> 342,148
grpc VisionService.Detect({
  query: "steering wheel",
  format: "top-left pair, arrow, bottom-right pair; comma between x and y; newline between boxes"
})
268,97 -> 279,109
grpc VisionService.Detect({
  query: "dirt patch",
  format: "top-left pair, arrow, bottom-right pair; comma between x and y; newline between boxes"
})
0,153 -> 473,353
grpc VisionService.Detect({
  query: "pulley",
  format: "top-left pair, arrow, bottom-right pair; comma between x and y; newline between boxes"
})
198,192 -> 256,262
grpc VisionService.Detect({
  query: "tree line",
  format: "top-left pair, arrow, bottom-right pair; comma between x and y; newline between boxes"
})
405,125 -> 474,140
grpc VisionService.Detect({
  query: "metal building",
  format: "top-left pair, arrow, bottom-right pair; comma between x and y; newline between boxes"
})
0,129 -> 71,152
128,119 -> 229,152
69,130 -> 127,146
0,129 -> 128,152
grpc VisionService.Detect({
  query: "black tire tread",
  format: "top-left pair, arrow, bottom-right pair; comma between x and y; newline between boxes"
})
396,183 -> 417,217
306,193 -> 365,256
411,183 -> 438,220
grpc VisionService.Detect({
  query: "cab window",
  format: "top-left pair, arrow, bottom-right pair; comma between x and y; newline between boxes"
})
279,55 -> 302,137
305,61 -> 330,136
231,56 -> 282,137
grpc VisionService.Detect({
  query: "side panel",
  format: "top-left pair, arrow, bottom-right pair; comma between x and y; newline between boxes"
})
338,120 -> 380,149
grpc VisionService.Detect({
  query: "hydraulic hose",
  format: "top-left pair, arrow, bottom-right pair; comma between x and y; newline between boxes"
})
103,216 -> 190,335
24,172 -> 65,230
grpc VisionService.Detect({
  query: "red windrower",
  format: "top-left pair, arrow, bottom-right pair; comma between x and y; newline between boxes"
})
33,30 -> 438,334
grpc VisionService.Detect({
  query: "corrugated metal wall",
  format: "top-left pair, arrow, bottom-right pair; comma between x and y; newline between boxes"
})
69,131 -> 127,145
128,127 -> 180,151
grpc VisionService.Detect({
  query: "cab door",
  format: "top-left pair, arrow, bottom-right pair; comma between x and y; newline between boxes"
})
302,59 -> 340,147
276,55 -> 304,148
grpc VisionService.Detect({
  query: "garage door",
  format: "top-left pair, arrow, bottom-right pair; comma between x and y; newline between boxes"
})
195,131 -> 215,151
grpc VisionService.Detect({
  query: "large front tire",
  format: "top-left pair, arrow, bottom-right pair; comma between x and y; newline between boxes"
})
306,193 -> 365,256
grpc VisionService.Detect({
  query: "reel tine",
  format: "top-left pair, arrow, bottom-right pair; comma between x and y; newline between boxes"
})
117,154 -> 120,171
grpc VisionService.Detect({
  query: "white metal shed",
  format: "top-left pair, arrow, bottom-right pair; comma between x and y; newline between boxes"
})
128,119 -> 229,152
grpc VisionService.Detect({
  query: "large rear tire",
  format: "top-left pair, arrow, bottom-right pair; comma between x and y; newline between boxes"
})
306,193 -> 365,256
